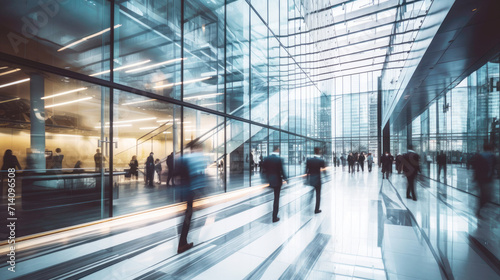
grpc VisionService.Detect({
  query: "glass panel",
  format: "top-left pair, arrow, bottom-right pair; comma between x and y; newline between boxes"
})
114,0 -> 182,98
226,120 -> 250,191
0,62 -> 109,237
250,124 -> 267,185
0,1 -> 111,77
112,91 -> 180,216
183,107 -> 225,195
183,0 -> 224,110
251,10 -> 268,125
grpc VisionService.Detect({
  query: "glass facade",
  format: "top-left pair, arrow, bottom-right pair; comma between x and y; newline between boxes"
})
389,56 -> 500,203
0,0 -> 330,238
331,71 -> 379,162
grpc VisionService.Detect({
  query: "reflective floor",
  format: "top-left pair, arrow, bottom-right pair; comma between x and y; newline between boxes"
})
1,167 -> 499,279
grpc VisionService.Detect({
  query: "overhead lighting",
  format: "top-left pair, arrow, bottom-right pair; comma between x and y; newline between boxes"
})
0,78 -> 30,89
139,127 -> 159,130
58,24 -> 122,52
184,93 -> 223,100
153,77 -> 211,89
0,67 -> 8,70
125,58 -> 186,73
203,102 -> 221,106
156,118 -> 179,122
41,87 -> 88,99
163,131 -> 172,134
45,97 -> 93,108
106,117 -> 157,125
0,97 -> 20,104
0,68 -> 21,76
94,124 -> 132,128
122,99 -> 157,106
89,60 -> 151,77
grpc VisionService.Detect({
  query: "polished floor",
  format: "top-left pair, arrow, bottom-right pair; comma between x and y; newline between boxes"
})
0,167 -> 499,279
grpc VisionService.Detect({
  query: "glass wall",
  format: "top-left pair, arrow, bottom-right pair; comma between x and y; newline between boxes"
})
390,56 -> 500,203
331,71 -> 380,163
0,0 -> 329,238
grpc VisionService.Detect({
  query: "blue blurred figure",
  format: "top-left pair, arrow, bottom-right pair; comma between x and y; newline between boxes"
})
176,141 -> 208,253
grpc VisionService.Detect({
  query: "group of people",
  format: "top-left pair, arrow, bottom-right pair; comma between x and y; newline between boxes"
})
129,152 -> 176,187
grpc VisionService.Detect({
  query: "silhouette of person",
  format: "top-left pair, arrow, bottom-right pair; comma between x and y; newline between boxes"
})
166,152 -> 175,186
145,152 -> 155,187
52,148 -> 64,171
473,143 -> 496,218
367,153 -> 374,172
437,151 -> 447,179
2,149 -> 22,182
94,149 -> 105,172
262,145 -> 287,223
129,156 -> 139,179
176,141 -> 208,253
155,158 -> 162,184
73,161 -> 84,173
306,147 -> 326,214
403,146 -> 421,201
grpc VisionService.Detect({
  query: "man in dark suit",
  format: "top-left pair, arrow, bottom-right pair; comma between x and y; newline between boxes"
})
145,152 -> 155,187
347,153 -> 354,173
306,147 -> 326,214
262,145 -> 287,223
166,152 -> 175,186
402,146 -> 421,201
436,151 -> 447,179
358,152 -> 365,172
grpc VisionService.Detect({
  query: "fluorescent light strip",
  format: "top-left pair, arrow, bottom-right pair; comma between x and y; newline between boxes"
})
105,117 -> 157,125
41,87 -> 88,99
0,78 -> 30,89
0,67 -> 7,70
139,127 -> 159,130
122,99 -> 157,106
45,97 -> 93,108
89,60 -> 151,77
163,131 -> 172,134
0,97 -> 20,104
203,102 -> 221,106
183,93 -> 223,100
94,124 -> 132,128
153,77 -> 211,89
125,58 -> 186,73
58,24 -> 122,52
156,118 -> 179,123
0,68 -> 21,76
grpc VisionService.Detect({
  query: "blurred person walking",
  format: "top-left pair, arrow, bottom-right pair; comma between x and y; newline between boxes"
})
473,143 -> 496,218
347,153 -> 355,173
176,141 -> 208,253
367,153 -> 374,172
262,145 -> 287,223
437,151 -> 447,179
306,147 -> 326,214
155,158 -> 162,184
402,146 -> 421,201
381,151 -> 392,179
358,152 -> 365,172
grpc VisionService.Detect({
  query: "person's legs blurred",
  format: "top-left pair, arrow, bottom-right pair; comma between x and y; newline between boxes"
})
272,187 -> 281,222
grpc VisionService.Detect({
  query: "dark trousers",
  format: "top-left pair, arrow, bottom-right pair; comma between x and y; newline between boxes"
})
167,170 -> 174,185
146,169 -> 154,186
406,175 -> 417,199
368,163 -> 372,172
359,162 -> 364,171
272,186 -> 281,220
314,185 -> 321,212
438,165 -> 447,178
477,182 -> 491,215
348,164 -> 354,173
179,191 -> 194,247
